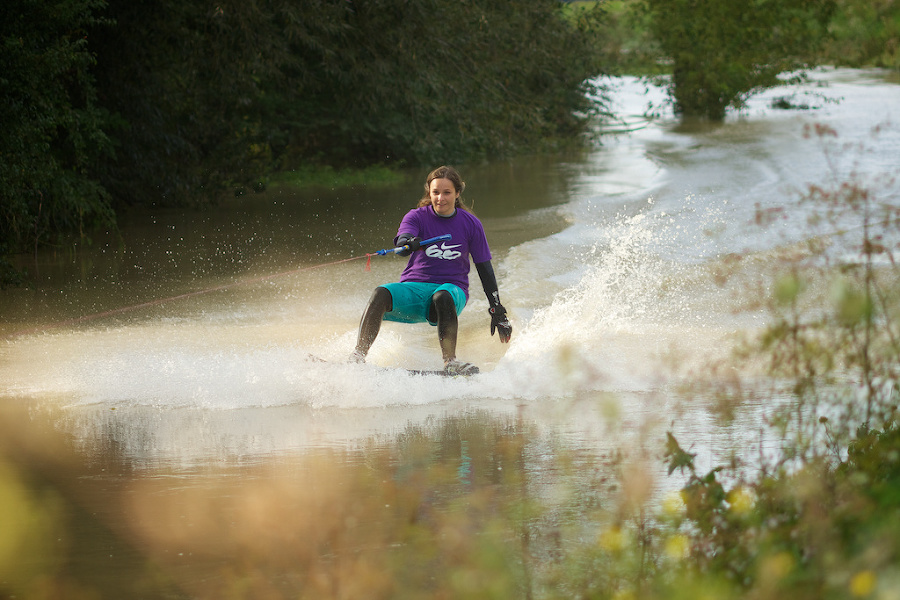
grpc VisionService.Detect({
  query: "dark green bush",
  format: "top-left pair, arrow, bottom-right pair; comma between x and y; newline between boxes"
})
0,0 -> 116,252
2,0 -> 608,260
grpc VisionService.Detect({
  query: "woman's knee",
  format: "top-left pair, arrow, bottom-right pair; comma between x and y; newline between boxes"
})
430,290 -> 456,321
368,286 -> 393,313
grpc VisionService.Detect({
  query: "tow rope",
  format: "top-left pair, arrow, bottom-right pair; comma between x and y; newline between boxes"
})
2,234 -> 452,340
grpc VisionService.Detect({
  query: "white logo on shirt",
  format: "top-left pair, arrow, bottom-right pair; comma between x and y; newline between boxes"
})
426,243 -> 462,260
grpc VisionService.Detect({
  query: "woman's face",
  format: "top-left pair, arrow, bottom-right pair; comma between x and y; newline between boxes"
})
429,177 -> 459,216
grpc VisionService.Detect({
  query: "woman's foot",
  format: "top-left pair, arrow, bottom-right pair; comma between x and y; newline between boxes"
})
443,359 -> 479,376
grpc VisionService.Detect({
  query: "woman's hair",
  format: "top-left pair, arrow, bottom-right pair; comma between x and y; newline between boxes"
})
417,165 -> 472,211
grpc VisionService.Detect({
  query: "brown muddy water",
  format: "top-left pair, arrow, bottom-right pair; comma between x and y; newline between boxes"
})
1,68 -> 898,598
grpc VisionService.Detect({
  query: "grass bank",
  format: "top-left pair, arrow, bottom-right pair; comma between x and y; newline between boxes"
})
252,165 -> 406,194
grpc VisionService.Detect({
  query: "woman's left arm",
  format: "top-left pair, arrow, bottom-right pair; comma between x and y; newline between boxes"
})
475,261 -> 511,343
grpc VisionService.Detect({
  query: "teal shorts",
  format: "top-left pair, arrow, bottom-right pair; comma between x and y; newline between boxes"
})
381,282 -> 467,325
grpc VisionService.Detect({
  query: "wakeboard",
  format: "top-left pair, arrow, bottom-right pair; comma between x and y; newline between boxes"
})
401,367 -> 478,378
306,354 -> 478,377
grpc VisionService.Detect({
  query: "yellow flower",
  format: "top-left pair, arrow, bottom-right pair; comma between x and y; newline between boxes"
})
665,534 -> 690,560
598,526 -> 625,553
728,486 -> 754,515
849,570 -> 876,597
760,552 -> 795,581
662,491 -> 685,517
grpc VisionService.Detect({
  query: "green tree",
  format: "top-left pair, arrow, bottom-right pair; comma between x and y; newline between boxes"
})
281,0 -> 608,168
643,0 -> 835,120
87,0 -> 333,206
2,0 -> 608,267
0,0 -> 115,254
824,0 -> 900,69
89,0 -> 608,203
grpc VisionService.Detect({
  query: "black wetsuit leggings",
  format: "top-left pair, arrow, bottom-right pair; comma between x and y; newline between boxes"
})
354,286 -> 459,362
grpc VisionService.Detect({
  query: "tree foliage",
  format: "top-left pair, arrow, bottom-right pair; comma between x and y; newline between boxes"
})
642,0 -> 836,120
824,0 -> 900,69
0,0 -> 607,259
92,0 -> 607,199
0,0 -> 116,254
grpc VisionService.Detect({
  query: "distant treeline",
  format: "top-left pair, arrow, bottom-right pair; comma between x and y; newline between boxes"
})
593,0 -> 897,120
0,0 -> 605,260
593,0 -> 899,75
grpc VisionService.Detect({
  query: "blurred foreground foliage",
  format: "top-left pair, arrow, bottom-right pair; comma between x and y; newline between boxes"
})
0,404 -> 622,599
655,123 -> 900,599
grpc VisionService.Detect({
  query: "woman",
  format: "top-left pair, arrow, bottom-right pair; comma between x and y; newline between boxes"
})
350,166 -> 512,375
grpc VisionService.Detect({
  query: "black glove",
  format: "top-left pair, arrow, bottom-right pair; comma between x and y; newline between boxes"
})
395,235 -> 421,257
489,303 -> 512,343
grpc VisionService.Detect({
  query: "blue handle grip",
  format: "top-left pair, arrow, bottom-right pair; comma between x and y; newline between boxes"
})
375,234 -> 451,256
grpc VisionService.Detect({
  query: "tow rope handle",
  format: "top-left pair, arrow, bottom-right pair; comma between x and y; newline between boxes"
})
376,233 -> 452,256
365,234 -> 451,271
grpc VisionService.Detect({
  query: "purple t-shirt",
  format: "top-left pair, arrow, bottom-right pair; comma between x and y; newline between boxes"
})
395,206 -> 492,300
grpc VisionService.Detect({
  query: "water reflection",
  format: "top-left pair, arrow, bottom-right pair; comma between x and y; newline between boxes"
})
4,400 -> 674,599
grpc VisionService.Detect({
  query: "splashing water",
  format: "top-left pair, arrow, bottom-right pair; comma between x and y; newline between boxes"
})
1,68 -> 898,462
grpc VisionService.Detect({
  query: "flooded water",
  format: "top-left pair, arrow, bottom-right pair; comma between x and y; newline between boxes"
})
1,68 -> 898,598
